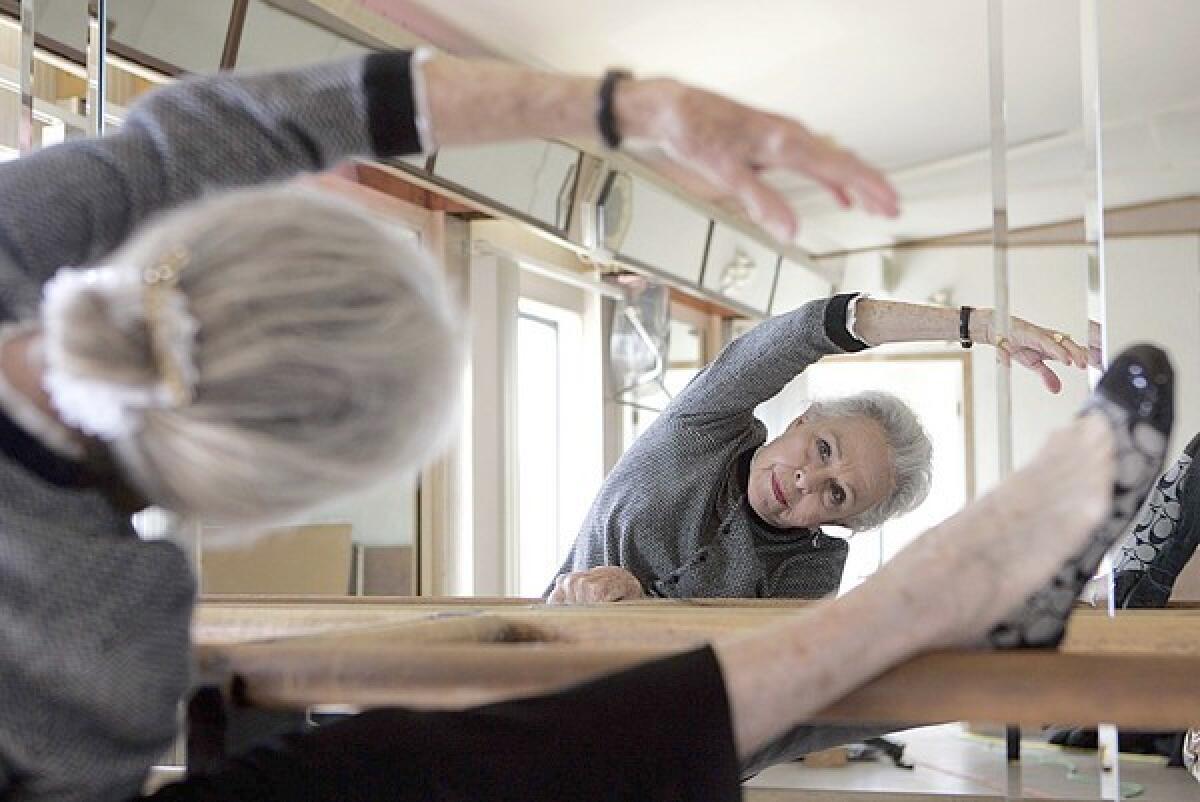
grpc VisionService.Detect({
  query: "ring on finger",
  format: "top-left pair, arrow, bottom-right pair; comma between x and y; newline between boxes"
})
996,336 -> 1011,352
1051,331 -> 1069,346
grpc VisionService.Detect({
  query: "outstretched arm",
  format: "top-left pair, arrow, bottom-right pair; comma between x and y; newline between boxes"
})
422,55 -> 899,241
665,295 -> 860,424
854,299 -> 1090,393
0,50 -> 898,316
668,295 -> 1091,425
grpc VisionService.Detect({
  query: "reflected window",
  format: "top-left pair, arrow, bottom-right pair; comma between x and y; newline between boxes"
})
516,307 -> 561,597
514,271 -> 604,597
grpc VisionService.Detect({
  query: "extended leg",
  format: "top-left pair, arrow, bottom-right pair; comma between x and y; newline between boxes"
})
988,345 -> 1173,648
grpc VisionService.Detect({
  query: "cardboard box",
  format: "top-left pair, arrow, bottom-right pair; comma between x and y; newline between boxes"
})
201,524 -> 354,595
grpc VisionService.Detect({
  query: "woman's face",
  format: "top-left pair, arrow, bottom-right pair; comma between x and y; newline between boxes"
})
746,413 -> 894,529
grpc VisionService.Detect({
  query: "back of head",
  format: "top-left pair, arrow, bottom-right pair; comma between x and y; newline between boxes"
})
807,390 -> 933,531
40,185 -> 462,528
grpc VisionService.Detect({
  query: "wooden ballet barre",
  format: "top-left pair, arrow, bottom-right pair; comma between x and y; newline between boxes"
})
195,599 -> 1200,654
191,600 -> 1200,729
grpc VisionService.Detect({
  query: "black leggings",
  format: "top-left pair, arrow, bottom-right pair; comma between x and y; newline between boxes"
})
139,648 -> 739,802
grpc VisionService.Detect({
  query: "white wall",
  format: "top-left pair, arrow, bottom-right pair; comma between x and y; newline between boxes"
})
297,470 -> 418,546
1104,235 -> 1200,600
887,244 -> 1090,496
1104,236 -> 1200,464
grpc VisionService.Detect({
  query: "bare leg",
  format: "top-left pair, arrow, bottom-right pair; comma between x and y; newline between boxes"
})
715,344 -> 1172,762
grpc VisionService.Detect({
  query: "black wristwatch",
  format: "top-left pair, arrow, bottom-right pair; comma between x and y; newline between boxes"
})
597,68 -> 633,149
959,306 -> 973,348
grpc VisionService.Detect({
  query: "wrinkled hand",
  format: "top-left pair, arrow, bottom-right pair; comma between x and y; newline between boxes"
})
624,80 -> 900,243
546,566 -> 646,605
989,314 -> 1091,393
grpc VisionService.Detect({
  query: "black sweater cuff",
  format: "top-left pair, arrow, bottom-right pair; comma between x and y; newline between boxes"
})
363,51 -> 423,158
824,293 -> 869,353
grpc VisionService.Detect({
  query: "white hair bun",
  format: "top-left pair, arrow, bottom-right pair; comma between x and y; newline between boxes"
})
40,265 -> 198,441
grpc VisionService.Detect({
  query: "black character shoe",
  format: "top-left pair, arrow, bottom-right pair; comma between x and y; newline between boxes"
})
1114,430 -> 1200,608
989,344 -> 1174,648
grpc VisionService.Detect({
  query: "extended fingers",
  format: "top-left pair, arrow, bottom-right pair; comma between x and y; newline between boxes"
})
557,572 -> 589,604
1062,337 -> 1090,369
816,177 -> 853,210
1039,334 -> 1075,367
664,91 -> 899,240
546,570 -> 628,605
836,157 -> 900,218
1055,335 -> 1089,369
1040,329 -> 1088,369
1007,346 -> 1064,393
756,120 -> 899,217
1014,319 -> 1089,369
704,158 -> 797,242
1032,359 -> 1064,394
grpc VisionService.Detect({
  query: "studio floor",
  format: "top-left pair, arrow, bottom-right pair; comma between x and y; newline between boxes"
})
746,724 -> 1199,800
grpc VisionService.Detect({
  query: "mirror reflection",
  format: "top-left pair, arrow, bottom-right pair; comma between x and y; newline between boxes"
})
35,0 -> 1180,619
1094,0 -> 1200,612
1,0 -> 1196,798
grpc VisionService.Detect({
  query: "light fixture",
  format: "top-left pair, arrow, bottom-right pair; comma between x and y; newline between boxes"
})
721,248 -> 756,291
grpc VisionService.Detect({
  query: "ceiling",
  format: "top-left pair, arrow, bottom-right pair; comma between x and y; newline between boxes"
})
394,0 -> 1200,255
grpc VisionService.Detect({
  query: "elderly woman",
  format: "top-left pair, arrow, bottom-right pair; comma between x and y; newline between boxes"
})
550,296 -> 1092,604
0,43 -> 1172,800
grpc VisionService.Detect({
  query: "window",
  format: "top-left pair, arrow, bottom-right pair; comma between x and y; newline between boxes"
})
516,308 -> 561,596
513,280 -> 604,597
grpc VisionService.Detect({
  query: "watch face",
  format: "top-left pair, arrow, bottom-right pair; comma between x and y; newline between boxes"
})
600,172 -> 634,252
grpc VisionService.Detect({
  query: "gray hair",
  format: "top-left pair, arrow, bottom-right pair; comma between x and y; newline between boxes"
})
41,185 -> 463,529
806,390 -> 933,532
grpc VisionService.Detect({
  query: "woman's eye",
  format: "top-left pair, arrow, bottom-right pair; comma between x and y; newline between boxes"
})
830,483 -> 846,506
817,438 -> 831,460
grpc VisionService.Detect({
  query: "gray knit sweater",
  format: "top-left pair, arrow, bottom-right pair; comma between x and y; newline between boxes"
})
0,54 -> 423,801
557,297 -> 859,600
556,297 -> 892,774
